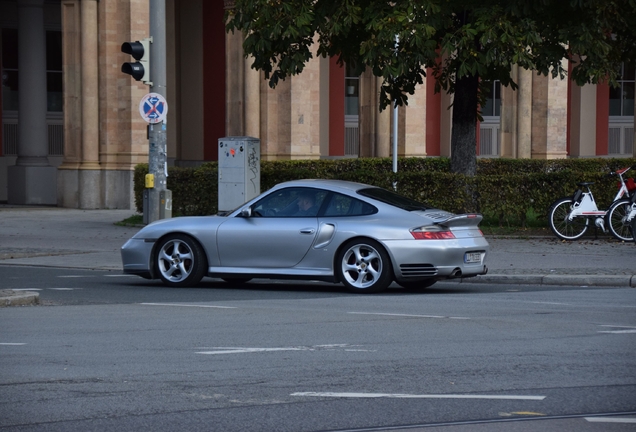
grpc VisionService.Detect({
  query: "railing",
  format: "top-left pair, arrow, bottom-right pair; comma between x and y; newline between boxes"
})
479,121 -> 500,157
608,120 -> 634,156
1,117 -> 64,156
344,115 -> 359,157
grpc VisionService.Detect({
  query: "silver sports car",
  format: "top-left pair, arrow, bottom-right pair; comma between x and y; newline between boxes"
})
121,179 -> 489,293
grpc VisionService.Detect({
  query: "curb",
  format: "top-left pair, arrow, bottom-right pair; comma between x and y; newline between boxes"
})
457,274 -> 636,288
0,290 -> 40,307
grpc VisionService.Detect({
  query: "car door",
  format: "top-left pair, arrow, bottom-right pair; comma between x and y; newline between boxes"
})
216,187 -> 326,268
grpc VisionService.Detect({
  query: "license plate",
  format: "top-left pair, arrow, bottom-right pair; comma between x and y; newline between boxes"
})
464,252 -> 482,263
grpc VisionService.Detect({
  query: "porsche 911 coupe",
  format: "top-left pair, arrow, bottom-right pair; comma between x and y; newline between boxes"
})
121,179 -> 489,293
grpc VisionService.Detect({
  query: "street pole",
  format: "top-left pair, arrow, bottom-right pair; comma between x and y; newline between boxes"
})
147,0 -> 171,223
392,34 -> 399,190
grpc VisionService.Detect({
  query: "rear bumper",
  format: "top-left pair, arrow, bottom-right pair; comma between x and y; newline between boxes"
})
383,237 -> 489,281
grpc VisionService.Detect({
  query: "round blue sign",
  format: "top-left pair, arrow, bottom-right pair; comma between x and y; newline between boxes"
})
139,93 -> 168,124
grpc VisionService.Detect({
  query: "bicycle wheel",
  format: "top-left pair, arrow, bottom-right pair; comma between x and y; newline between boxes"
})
606,199 -> 635,242
548,197 -> 588,240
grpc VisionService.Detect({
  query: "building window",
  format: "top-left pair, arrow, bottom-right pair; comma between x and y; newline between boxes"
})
345,62 -> 359,116
46,30 -> 63,112
479,80 -> 501,157
608,63 -> 634,155
1,28 -> 19,112
481,80 -> 501,117
0,28 -> 62,113
609,63 -> 635,117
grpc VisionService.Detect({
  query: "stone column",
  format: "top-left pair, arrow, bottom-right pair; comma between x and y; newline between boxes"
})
244,59 -> 261,139
78,0 -> 101,208
500,66 -> 518,158
404,82 -> 427,157
225,28 -> 245,136
517,67 -> 533,159
531,63 -> 568,159
375,79 -> 391,157
8,0 -> 57,205
290,45 -> 322,159
569,83 -> 597,157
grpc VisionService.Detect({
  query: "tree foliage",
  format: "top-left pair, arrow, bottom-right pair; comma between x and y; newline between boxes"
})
226,0 -> 636,175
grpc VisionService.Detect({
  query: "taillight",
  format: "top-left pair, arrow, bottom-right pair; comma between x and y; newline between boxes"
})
411,229 -> 456,240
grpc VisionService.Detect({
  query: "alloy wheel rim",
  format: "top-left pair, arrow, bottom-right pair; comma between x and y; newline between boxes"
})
158,239 -> 194,282
341,244 -> 382,288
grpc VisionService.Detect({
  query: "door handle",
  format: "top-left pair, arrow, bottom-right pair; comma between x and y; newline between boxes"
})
300,228 -> 315,234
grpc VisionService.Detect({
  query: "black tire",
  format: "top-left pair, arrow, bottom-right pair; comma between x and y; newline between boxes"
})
632,215 -> 636,245
606,199 -> 635,242
221,278 -> 252,285
548,197 -> 588,240
396,279 -> 437,290
155,234 -> 207,287
336,239 -> 393,293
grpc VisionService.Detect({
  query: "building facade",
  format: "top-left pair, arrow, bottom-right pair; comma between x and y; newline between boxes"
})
0,0 -> 634,208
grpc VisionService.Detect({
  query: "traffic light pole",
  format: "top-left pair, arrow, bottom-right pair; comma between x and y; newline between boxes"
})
147,0 -> 171,223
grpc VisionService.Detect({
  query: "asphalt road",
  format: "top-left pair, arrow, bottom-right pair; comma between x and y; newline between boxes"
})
1,266 -> 635,432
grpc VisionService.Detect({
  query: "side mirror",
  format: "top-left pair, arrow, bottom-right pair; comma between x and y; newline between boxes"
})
240,207 -> 252,218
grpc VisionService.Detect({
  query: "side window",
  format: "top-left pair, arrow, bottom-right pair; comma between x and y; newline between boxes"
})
251,188 -> 327,217
324,193 -> 376,217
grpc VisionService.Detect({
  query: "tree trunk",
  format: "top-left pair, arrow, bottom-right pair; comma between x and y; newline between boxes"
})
450,74 -> 479,176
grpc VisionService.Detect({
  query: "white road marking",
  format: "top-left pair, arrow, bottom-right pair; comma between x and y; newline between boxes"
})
291,392 -> 546,401
198,347 -> 307,355
348,312 -> 469,320
104,274 -> 138,277
598,325 -> 636,334
0,343 -> 27,346
599,325 -> 636,328
58,275 -> 90,278
8,289 -> 42,291
598,330 -> 636,334
49,288 -> 77,291
528,301 -> 571,306
585,417 -> 636,423
141,303 -> 236,309
196,344 -> 372,355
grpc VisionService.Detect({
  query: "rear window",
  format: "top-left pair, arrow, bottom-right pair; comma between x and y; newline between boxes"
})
357,187 -> 432,211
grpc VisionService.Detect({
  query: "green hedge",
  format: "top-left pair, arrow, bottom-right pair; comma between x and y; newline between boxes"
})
134,157 -> 636,225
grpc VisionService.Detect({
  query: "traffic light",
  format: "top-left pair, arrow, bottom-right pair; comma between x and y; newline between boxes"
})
121,37 -> 152,85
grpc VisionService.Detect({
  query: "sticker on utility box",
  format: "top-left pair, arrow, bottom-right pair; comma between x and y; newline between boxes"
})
139,93 -> 168,124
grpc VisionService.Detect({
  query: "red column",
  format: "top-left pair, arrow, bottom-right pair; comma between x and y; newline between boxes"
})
596,83 -> 610,156
566,61 -> 573,155
329,57 -> 345,156
425,68 -> 440,156
202,2 -> 226,161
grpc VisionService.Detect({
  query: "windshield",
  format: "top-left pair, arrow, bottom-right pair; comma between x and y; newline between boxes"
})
357,187 -> 432,211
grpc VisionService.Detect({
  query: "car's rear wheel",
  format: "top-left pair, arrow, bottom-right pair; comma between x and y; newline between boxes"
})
336,239 -> 393,293
396,279 -> 437,290
156,234 -> 207,287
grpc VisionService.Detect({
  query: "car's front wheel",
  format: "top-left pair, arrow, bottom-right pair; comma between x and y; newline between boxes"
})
336,239 -> 393,293
155,234 -> 207,287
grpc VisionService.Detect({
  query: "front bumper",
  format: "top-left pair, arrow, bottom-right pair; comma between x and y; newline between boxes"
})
121,238 -> 155,278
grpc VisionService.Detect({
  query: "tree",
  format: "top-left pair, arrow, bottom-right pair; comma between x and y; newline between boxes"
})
226,0 -> 636,176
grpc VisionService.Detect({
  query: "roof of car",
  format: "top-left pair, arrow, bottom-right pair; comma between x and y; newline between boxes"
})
275,179 -> 373,193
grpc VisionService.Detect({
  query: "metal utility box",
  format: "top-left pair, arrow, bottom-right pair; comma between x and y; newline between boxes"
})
218,137 -> 260,213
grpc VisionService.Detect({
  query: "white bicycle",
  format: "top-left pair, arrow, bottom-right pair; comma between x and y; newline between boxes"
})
548,165 -> 636,241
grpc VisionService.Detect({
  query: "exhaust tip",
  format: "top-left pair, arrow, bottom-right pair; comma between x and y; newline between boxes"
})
450,268 -> 462,278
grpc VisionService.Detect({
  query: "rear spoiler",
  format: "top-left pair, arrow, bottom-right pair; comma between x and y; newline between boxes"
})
433,213 -> 483,227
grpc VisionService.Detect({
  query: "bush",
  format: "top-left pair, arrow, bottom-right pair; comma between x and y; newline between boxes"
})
134,157 -> 636,224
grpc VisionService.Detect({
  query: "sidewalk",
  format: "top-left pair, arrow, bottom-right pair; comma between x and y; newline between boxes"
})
1,206 -> 634,306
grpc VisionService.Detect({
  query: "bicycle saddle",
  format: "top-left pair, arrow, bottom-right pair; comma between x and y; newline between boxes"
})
577,182 -> 595,187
